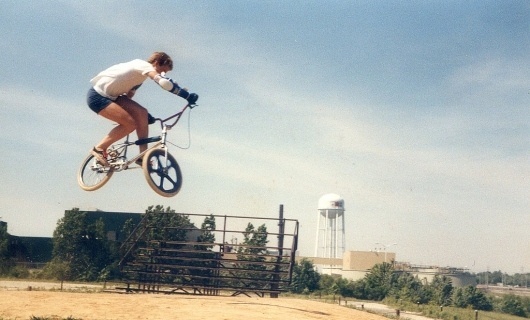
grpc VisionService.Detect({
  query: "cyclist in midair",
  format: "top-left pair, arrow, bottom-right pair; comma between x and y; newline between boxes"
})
86,52 -> 198,165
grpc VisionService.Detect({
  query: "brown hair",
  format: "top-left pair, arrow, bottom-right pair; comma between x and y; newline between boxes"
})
147,52 -> 173,70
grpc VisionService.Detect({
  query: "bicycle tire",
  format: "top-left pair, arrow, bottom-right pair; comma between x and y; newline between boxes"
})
142,148 -> 182,197
77,154 -> 113,191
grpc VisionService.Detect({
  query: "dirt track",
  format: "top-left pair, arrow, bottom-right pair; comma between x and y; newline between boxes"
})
0,289 -> 389,320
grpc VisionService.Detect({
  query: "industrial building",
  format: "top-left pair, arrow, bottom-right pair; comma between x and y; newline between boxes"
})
309,193 -> 476,287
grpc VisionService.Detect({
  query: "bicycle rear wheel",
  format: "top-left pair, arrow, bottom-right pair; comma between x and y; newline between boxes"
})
143,148 -> 182,197
77,154 -> 114,191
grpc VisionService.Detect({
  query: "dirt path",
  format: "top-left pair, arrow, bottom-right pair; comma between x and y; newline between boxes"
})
0,290 -> 389,320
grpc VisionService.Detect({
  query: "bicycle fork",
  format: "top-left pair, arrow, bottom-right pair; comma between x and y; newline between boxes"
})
160,124 -> 171,170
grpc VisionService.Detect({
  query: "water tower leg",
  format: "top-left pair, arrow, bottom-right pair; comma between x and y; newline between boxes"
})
315,210 -> 321,257
341,212 -> 345,257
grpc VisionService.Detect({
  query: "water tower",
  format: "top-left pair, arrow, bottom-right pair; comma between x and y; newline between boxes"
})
314,193 -> 345,258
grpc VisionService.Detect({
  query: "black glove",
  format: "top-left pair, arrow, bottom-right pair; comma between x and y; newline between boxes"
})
187,93 -> 199,105
147,113 -> 156,125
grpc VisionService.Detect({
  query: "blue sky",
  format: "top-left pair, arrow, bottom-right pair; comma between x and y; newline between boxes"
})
0,1 -> 528,274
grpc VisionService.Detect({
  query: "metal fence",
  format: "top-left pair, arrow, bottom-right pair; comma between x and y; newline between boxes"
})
117,206 -> 298,297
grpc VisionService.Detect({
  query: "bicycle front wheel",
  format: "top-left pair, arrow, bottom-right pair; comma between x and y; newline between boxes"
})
77,154 -> 114,191
143,148 -> 182,197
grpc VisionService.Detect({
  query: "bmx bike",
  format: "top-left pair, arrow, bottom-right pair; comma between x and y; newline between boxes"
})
77,102 -> 196,197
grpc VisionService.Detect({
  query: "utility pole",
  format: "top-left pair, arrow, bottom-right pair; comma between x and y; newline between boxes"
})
486,267 -> 489,288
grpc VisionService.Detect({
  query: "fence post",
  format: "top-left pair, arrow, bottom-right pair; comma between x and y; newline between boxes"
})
270,204 -> 284,298
396,309 -> 400,318
475,310 -> 478,320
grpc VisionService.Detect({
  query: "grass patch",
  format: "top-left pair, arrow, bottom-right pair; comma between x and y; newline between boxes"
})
385,299 -> 527,320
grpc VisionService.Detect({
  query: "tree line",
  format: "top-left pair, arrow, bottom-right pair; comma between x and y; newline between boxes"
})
291,258 -> 530,318
0,206 -> 273,284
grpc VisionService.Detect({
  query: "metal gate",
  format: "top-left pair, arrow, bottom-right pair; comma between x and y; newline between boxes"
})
117,205 -> 298,297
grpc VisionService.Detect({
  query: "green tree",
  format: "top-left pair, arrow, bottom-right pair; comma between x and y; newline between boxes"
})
467,286 -> 492,311
140,205 -> 195,276
0,223 -> 14,275
363,262 -> 394,301
0,223 -> 8,258
191,214 -> 217,286
334,277 -> 356,297
234,223 -> 269,289
50,208 -> 113,281
318,274 -> 336,295
240,223 -> 268,253
512,273 -> 530,288
429,275 -> 454,306
349,278 -> 368,299
120,218 -> 136,242
452,287 -> 467,308
290,258 -> 320,294
196,214 -> 216,249
499,294 -> 527,317
390,272 -> 430,304
489,270 -> 504,284
144,205 -> 193,242
452,286 -> 492,311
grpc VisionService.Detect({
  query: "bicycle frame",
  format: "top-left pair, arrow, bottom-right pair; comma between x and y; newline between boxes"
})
105,103 -> 193,172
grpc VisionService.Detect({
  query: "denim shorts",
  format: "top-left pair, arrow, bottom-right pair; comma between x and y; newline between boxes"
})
86,87 -> 113,114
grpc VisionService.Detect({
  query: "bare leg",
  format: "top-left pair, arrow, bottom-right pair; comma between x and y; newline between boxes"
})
115,96 -> 149,153
95,102 -> 136,152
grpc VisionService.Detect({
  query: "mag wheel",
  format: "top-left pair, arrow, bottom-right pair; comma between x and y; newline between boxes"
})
77,154 -> 113,191
143,148 -> 182,197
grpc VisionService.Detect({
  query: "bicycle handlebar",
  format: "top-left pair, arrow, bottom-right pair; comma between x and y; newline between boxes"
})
151,102 -> 197,129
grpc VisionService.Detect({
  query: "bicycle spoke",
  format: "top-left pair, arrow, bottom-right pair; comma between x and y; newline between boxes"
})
151,160 -> 176,189
77,154 -> 113,191
143,148 -> 182,197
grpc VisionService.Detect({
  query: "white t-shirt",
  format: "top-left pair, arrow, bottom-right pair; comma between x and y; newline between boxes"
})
90,59 -> 155,100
